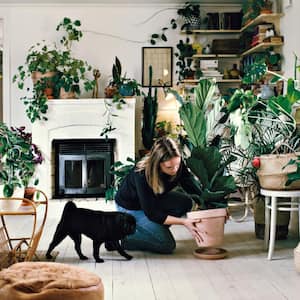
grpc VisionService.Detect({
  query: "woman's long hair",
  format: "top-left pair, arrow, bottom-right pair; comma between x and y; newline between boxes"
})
136,137 -> 181,194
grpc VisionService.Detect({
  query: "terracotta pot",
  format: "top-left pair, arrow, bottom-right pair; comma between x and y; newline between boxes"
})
104,85 -> 118,98
31,71 -> 56,85
187,208 -> 227,247
21,187 -> 37,206
59,87 -> 76,99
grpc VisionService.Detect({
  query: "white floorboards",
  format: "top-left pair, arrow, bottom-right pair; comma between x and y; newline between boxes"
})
4,199 -> 300,300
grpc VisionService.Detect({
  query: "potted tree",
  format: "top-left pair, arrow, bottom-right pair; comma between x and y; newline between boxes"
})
171,78 -> 237,258
0,123 -> 43,209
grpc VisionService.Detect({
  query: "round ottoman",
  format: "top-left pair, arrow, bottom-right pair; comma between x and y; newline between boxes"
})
0,261 -> 104,300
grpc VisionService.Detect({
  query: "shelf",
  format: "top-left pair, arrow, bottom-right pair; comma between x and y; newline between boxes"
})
181,29 -> 240,34
193,54 -> 240,59
182,79 -> 241,84
241,13 -> 284,32
241,41 -> 283,56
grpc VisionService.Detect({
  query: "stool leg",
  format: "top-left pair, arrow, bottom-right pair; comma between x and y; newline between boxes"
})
264,196 -> 270,250
268,196 -> 277,260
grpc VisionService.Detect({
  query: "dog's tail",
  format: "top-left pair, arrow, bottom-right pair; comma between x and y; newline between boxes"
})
62,201 -> 77,218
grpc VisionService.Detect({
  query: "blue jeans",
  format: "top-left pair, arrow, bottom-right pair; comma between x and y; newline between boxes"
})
116,191 -> 192,254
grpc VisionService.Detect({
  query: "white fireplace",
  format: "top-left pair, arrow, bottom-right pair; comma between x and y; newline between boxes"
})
32,98 -> 136,198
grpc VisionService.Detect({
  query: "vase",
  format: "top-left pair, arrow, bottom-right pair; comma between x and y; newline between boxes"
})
0,186 -> 25,211
187,208 -> 227,247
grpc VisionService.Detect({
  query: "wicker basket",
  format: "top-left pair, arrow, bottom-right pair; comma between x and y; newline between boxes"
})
257,153 -> 300,190
294,243 -> 300,273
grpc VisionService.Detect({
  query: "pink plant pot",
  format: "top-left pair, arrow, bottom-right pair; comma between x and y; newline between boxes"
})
187,208 -> 227,247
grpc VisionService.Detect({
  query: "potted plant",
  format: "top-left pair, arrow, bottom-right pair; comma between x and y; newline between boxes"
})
175,38 -> 197,82
177,2 -> 201,30
105,56 -> 141,104
12,41 -> 61,122
55,50 -> 95,98
171,79 -> 237,254
0,123 -> 43,208
12,17 -> 95,122
55,17 -> 95,98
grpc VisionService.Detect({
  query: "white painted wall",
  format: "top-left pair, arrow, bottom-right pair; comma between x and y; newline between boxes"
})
1,2 -> 299,129
281,0 -> 300,79
0,4 -> 181,128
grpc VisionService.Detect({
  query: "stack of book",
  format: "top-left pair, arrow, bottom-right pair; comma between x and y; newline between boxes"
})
250,23 -> 274,47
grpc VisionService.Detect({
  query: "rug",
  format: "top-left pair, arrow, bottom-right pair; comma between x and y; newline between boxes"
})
0,250 -> 59,270
33,250 -> 59,262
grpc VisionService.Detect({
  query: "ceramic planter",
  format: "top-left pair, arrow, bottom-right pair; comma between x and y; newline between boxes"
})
187,208 -> 227,247
257,153 -> 300,190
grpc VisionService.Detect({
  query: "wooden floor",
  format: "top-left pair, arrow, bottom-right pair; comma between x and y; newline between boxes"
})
5,199 -> 300,300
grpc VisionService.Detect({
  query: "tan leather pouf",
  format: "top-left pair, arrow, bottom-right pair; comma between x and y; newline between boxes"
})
0,261 -> 104,300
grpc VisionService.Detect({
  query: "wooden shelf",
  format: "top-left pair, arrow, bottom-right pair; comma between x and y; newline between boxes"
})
241,13 -> 284,32
182,79 -> 241,84
193,54 -> 240,59
241,41 -> 283,56
181,29 -> 240,34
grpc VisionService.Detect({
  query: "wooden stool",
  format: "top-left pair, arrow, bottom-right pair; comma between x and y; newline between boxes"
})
261,189 -> 300,260
0,261 -> 104,300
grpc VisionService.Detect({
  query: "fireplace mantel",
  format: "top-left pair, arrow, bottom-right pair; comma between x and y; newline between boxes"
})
32,98 -> 136,198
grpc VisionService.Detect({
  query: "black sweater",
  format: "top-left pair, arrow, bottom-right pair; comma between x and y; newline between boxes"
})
115,163 -> 202,224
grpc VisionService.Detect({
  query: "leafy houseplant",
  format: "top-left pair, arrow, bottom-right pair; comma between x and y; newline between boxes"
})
12,41 -> 61,122
55,17 -> 95,98
105,56 -> 141,105
175,38 -> 197,82
177,2 -> 201,30
105,157 -> 136,202
172,78 -> 237,209
13,17 -> 95,122
0,123 -> 43,197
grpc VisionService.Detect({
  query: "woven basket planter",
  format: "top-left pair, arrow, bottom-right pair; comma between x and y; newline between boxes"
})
257,153 -> 300,190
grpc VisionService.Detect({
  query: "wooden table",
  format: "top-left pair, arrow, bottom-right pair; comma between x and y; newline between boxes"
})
0,192 -> 48,268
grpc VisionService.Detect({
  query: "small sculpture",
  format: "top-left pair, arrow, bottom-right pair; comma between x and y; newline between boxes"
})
92,69 -> 101,98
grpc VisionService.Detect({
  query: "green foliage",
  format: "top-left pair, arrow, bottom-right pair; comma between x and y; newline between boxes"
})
105,157 -> 136,201
175,37 -> 197,82
142,65 -> 158,150
186,146 -> 237,209
282,156 -> 300,186
12,17 -> 94,123
56,17 -> 83,51
0,123 -> 43,197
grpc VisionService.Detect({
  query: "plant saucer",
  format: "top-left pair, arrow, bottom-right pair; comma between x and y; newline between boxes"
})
193,247 -> 228,260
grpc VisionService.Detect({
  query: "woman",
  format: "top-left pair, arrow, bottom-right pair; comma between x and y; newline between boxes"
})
114,136 -> 203,254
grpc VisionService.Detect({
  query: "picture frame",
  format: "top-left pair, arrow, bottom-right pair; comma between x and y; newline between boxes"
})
142,47 -> 173,87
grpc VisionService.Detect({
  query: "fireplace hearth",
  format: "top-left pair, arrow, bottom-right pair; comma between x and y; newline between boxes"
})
53,139 -> 115,198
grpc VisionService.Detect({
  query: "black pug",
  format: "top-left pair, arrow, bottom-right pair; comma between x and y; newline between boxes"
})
46,201 -> 136,263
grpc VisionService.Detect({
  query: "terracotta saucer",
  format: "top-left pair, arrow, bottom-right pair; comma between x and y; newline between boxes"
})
193,247 -> 228,260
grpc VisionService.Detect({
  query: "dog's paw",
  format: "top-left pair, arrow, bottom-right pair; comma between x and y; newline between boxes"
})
79,255 -> 89,260
125,254 -> 133,260
95,258 -> 104,263
45,253 -> 52,259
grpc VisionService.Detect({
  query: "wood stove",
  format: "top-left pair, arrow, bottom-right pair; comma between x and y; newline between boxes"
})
53,139 -> 115,198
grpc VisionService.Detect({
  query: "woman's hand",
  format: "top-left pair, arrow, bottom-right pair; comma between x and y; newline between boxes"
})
183,218 -> 205,245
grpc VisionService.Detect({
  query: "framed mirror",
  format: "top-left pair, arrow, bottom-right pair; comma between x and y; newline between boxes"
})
142,47 -> 173,87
